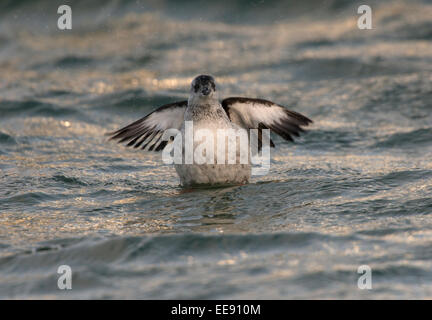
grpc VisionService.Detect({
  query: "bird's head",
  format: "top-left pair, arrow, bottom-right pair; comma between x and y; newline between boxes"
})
190,75 -> 216,101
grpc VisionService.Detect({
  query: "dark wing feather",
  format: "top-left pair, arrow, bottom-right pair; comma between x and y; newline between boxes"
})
222,97 -> 312,148
107,101 -> 187,151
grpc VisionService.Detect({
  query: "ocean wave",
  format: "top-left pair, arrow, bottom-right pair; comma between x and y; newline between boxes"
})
87,89 -> 180,113
31,56 -> 96,71
1,231 -> 431,299
373,128 -> 432,149
51,174 -> 88,187
0,131 -> 16,145
378,170 -> 432,187
0,100 -> 80,118
0,232 -> 353,270
391,21 -> 432,41
290,57 -> 411,80
301,129 -> 364,150
0,192 -> 58,209
0,0 -> 374,21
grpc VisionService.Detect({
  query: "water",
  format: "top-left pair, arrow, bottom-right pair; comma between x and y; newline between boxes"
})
0,0 -> 431,299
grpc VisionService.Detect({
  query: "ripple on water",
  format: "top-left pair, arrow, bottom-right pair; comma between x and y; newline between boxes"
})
373,128 -> 432,149
0,100 -> 80,118
0,131 -> 16,145
1,0 -> 432,300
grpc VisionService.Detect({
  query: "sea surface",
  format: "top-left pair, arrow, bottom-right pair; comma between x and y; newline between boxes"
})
0,0 -> 431,299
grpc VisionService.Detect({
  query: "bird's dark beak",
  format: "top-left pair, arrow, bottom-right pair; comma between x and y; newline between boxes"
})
201,87 -> 211,96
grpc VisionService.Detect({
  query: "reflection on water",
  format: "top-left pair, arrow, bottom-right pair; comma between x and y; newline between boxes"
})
0,0 -> 432,299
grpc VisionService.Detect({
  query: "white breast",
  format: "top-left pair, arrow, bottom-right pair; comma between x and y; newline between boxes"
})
175,103 -> 251,186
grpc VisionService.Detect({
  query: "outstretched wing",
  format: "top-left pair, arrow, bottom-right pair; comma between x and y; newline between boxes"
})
108,101 -> 187,151
221,97 -> 312,147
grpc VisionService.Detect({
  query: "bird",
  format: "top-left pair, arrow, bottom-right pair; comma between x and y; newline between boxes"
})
108,75 -> 312,187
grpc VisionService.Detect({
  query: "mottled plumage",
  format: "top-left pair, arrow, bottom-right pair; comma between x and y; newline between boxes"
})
108,75 -> 312,186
